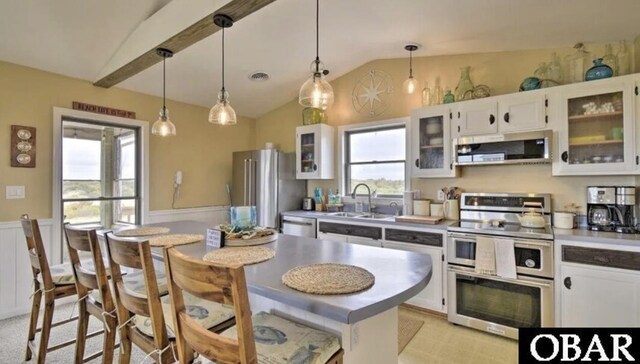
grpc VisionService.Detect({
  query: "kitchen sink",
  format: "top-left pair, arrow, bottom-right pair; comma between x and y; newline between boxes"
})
326,212 -> 366,217
354,213 -> 395,220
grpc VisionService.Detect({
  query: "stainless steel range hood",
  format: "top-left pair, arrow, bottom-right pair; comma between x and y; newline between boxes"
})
453,130 -> 552,166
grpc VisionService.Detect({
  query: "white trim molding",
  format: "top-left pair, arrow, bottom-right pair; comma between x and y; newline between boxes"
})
147,205 -> 230,225
52,107 -> 150,265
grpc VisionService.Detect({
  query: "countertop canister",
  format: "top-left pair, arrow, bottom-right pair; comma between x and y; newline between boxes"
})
413,199 -> 431,216
553,211 -> 575,229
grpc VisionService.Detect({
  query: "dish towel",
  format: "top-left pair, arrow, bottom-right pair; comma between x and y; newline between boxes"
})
494,238 -> 517,279
474,236 -> 496,275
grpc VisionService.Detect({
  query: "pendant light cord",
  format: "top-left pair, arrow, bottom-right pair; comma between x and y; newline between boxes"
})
409,49 -> 413,78
221,27 -> 226,92
162,56 -> 166,110
314,0 -> 320,74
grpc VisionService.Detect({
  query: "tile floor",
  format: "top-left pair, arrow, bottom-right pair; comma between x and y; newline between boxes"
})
398,306 -> 518,364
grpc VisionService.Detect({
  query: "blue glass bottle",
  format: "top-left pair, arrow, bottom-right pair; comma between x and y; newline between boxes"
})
585,58 -> 613,81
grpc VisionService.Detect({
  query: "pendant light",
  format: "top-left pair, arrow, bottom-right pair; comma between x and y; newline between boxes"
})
151,48 -> 177,136
298,0 -> 334,110
403,44 -> 419,94
208,14 -> 237,125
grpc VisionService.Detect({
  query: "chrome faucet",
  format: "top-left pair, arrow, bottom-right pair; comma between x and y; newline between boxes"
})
351,183 -> 374,213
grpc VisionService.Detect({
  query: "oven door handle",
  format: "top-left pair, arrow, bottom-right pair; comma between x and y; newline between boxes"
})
448,266 -> 552,288
449,233 -> 552,248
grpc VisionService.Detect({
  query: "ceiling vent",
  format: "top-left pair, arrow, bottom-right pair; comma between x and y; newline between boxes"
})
249,71 -> 270,82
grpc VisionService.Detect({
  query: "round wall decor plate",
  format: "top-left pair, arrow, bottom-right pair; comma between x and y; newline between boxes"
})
17,129 -> 32,139
16,153 -> 31,164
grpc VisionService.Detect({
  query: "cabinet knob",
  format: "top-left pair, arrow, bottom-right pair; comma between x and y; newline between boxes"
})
415,159 -> 419,167
489,114 -> 496,125
312,164 -> 317,171
561,151 -> 568,163
503,112 -> 510,123
564,277 -> 572,289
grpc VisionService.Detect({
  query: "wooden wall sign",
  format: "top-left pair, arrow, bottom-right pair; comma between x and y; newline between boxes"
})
72,101 -> 136,119
10,125 -> 36,168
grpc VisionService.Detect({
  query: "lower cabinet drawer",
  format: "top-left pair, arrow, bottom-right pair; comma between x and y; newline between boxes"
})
318,222 -> 382,240
562,245 -> 640,271
384,228 -> 443,247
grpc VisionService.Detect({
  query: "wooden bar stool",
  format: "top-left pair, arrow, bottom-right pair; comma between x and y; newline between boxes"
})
21,214 -> 79,364
162,246 -> 344,364
64,224 -> 120,363
105,233 -> 236,364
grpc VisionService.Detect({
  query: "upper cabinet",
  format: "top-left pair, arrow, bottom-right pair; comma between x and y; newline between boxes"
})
296,124 -> 334,179
452,89 -> 547,137
551,77 -> 637,175
410,105 -> 457,178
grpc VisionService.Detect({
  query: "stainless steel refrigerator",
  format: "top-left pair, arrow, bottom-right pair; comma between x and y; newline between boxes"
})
232,149 -> 305,229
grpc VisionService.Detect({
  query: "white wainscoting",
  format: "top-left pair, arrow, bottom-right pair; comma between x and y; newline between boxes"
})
146,205 -> 230,225
0,219 -> 53,319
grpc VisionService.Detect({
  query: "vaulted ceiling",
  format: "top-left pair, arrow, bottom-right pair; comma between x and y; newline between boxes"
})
1,0 -> 639,118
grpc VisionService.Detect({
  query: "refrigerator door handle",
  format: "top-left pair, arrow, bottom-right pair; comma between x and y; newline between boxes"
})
248,159 -> 256,206
243,159 -> 249,205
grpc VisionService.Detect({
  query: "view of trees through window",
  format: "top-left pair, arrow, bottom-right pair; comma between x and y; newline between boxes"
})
346,126 -> 405,196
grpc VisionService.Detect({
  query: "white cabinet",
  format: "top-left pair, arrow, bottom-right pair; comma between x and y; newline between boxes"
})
348,236 -> 383,248
452,98 -> 498,137
560,264 -> 640,327
551,76 -> 637,175
557,241 -> 640,327
452,91 -> 547,137
410,105 -> 457,178
498,90 -> 548,133
317,231 -> 348,243
296,124 -> 334,179
383,241 -> 444,312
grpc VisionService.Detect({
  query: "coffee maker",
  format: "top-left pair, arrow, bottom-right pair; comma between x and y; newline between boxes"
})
587,186 -> 636,233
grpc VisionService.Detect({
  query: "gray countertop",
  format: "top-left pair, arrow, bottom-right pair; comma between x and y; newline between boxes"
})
103,220 -> 432,324
554,227 -> 640,249
282,210 -> 454,231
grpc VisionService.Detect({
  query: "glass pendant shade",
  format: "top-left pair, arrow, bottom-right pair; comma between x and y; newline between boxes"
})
299,72 -> 334,110
403,77 -> 419,94
151,106 -> 176,136
208,90 -> 237,125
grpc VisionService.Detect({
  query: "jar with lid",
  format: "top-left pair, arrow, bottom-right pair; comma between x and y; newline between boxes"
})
455,66 -> 474,101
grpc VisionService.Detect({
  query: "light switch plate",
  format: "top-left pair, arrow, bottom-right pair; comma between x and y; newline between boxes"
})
6,185 -> 25,199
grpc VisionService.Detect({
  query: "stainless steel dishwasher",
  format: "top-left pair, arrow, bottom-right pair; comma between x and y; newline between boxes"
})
281,216 -> 316,238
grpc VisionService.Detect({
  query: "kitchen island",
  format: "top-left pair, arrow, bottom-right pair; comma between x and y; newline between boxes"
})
104,220 -> 432,363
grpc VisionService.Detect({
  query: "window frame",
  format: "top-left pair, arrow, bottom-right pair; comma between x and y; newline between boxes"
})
339,117 -> 409,199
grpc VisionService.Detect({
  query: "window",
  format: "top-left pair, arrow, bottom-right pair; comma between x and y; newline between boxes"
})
344,125 -> 406,197
62,120 -> 140,228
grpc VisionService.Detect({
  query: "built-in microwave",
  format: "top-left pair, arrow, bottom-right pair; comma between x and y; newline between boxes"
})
453,130 -> 552,166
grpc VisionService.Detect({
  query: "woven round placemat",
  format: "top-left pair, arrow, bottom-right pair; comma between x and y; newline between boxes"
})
282,263 -> 375,295
203,247 -> 275,266
114,226 -> 170,237
148,234 -> 204,247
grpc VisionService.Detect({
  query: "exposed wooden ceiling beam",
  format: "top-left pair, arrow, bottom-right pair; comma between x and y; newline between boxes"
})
94,0 -> 276,88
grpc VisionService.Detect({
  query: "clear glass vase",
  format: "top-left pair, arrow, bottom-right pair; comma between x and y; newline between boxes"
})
602,43 -> 618,76
455,66 -> 474,101
617,40 -> 631,76
421,81 -> 431,107
433,77 -> 444,105
563,43 -> 591,83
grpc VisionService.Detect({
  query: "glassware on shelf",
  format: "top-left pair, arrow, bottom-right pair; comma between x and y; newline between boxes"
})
302,107 -> 326,125
433,77 -> 444,105
563,43 -> 591,83
585,59 -> 613,81
602,43 -> 618,76
443,89 -> 455,103
547,52 -> 562,85
617,40 -> 631,76
421,81 -> 431,107
455,66 -> 474,101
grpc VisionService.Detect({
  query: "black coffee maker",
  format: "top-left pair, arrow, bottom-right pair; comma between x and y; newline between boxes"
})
587,186 -> 636,233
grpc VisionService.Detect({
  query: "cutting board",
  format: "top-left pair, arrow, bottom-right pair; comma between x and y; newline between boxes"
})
395,215 -> 444,225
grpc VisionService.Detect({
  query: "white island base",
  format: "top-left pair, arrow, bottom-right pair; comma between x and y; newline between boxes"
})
249,293 -> 399,364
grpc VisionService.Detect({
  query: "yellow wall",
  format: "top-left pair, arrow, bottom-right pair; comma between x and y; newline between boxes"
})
256,42 -> 637,212
0,61 -> 255,221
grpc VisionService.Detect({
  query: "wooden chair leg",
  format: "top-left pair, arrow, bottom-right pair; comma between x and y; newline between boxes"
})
101,316 -> 117,364
118,326 -> 132,364
25,286 -> 42,361
74,303 -> 89,364
36,297 -> 55,364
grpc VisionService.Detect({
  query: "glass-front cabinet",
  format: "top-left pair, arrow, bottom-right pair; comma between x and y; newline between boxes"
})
553,78 -> 636,175
296,123 -> 334,179
410,105 -> 457,178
